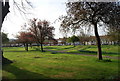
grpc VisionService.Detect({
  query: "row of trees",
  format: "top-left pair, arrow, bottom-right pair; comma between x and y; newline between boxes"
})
1,1 -> 119,62
16,19 -> 55,52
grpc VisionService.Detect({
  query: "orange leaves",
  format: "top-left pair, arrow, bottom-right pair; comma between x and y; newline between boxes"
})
17,32 -> 35,43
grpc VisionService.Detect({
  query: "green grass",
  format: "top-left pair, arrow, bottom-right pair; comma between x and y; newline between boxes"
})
2,46 -> 119,80
3,47 -> 34,51
44,45 -> 120,56
44,45 -> 75,51
83,45 -> 119,53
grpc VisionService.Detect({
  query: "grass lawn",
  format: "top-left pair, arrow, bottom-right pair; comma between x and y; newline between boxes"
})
2,46 -> 119,80
44,45 -> 120,56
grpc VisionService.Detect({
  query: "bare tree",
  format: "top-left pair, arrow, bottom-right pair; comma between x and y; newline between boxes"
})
59,16 -> 71,37
60,2 -> 120,60
29,19 -> 55,52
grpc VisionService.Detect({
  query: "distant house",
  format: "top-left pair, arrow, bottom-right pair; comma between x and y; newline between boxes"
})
44,39 -> 58,46
56,38 -> 81,46
84,35 -> 118,45
57,38 -> 65,45
9,39 -> 17,42
2,39 -> 21,47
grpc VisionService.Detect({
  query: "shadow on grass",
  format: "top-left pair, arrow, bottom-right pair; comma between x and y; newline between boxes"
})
96,59 -> 112,62
2,57 -> 13,65
43,47 -> 57,49
51,51 -> 58,54
34,48 -> 41,51
79,50 -> 119,55
44,46 -> 75,51
34,48 -> 46,52
64,47 -> 75,49
3,64 -> 50,80
4,51 -> 26,52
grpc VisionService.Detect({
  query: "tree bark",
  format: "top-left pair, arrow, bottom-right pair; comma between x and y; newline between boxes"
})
2,1 -> 10,23
94,23 -> 103,60
0,0 -> 3,63
73,42 -> 75,47
40,43 -> 44,52
25,43 -> 28,51
0,0 -> 12,65
0,28 -> 2,66
30,43 -> 32,48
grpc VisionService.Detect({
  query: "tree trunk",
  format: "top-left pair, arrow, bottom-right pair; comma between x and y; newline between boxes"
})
30,43 -> 32,48
73,42 -> 75,47
94,23 -> 103,60
0,0 -> 3,64
25,43 -> 28,51
0,0 -> 12,65
40,43 -> 44,52
0,28 -> 2,65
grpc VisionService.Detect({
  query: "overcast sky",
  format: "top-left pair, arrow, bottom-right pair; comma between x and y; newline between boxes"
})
2,0 -> 107,39
2,0 -> 68,39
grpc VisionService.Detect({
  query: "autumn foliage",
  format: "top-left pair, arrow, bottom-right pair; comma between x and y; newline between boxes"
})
17,32 -> 35,51
29,19 -> 55,52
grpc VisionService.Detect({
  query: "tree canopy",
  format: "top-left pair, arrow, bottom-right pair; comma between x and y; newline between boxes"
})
16,32 -> 35,51
29,19 -> 55,52
60,1 -> 120,60
68,35 -> 79,47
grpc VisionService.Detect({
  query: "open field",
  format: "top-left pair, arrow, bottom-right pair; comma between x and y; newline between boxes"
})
44,45 -> 120,56
2,45 -> 119,80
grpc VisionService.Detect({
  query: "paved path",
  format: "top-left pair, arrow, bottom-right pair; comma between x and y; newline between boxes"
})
45,49 -> 120,60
